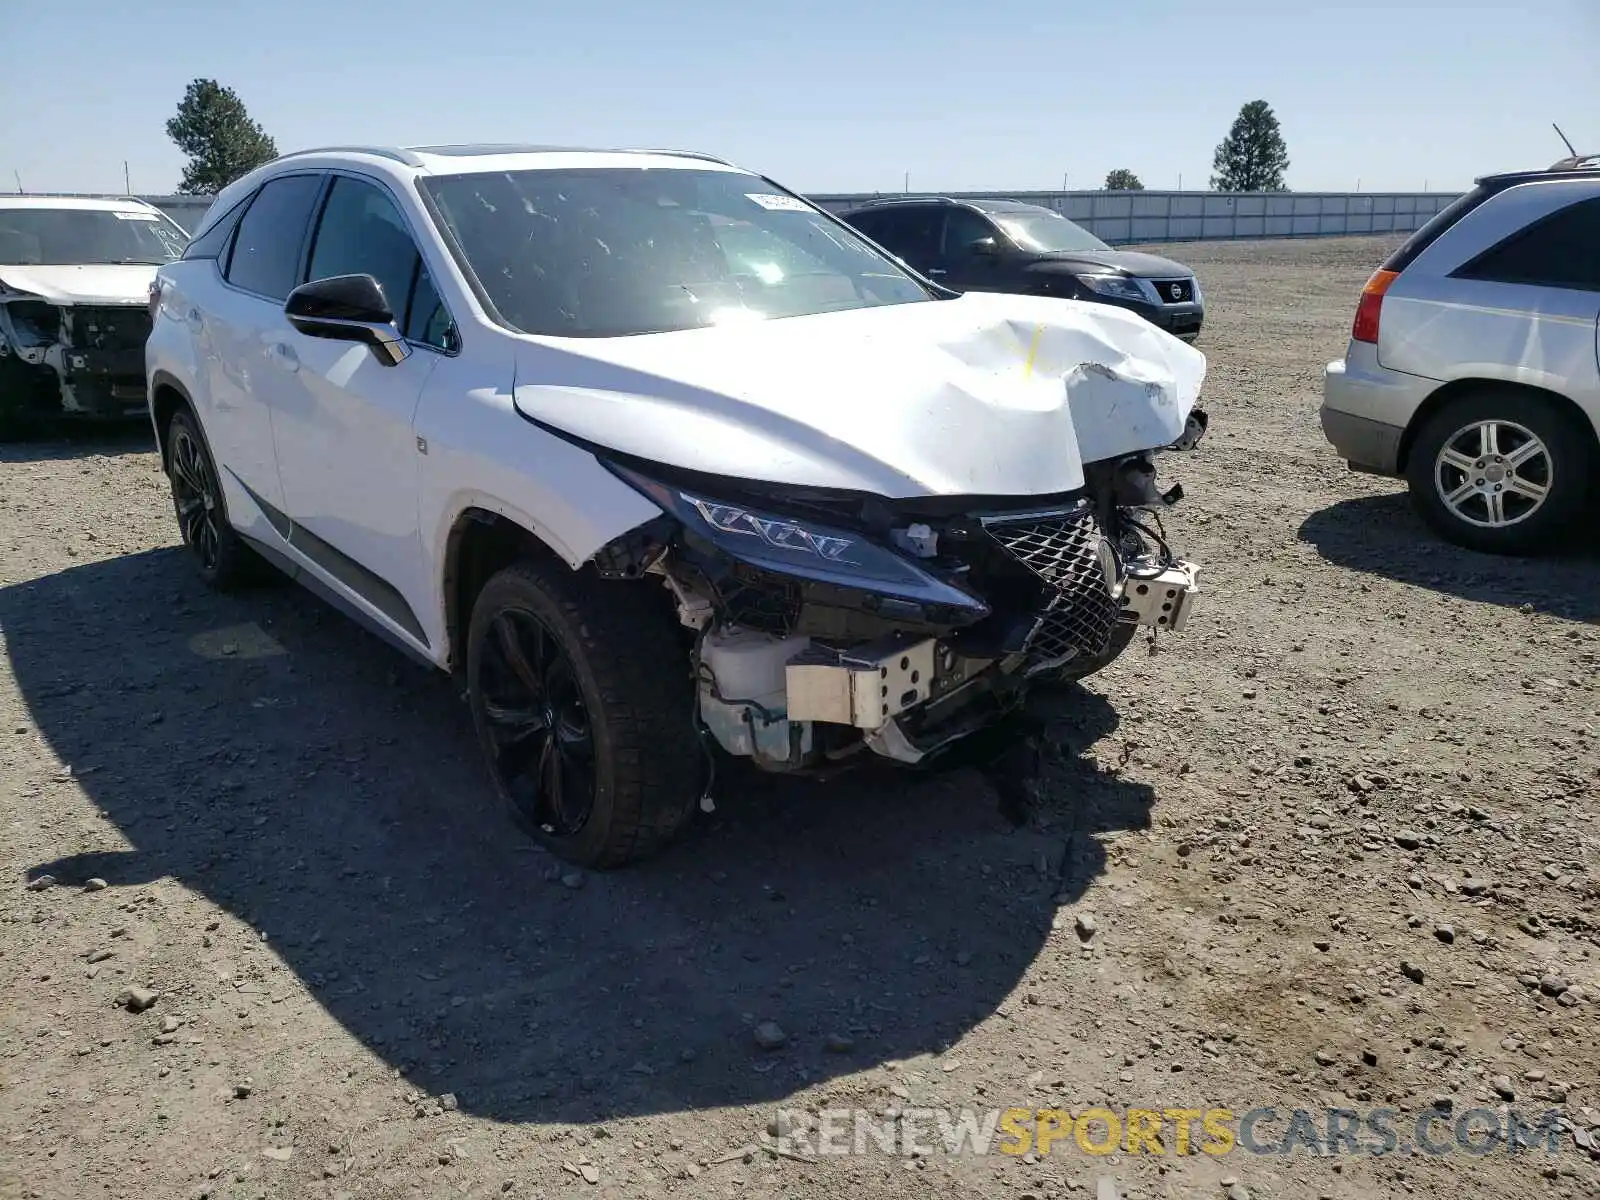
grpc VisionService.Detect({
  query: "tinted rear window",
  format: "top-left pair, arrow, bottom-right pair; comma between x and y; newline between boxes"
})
1454,195 -> 1600,291
1381,186 -> 1493,273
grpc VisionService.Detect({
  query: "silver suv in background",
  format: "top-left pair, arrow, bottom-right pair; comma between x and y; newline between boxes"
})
1320,165 -> 1599,554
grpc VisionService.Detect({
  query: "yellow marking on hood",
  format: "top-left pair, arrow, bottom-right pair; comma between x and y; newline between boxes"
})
1021,322 -> 1044,380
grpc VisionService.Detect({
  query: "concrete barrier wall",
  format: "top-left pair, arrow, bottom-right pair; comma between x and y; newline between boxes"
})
809,190 -> 1462,244
40,189 -> 1458,245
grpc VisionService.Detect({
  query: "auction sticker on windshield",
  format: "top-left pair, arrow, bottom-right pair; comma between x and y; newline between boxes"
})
746,193 -> 812,212
113,211 -> 161,221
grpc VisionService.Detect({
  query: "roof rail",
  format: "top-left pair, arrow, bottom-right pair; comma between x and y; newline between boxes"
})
274,145 -> 426,167
624,148 -> 734,166
1477,163 -> 1600,187
852,194 -> 959,208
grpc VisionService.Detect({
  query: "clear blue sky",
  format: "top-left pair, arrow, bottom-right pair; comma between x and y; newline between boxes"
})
3,0 -> 1595,197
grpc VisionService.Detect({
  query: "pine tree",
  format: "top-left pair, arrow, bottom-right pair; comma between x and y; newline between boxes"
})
166,80 -> 279,195
1210,100 -> 1290,192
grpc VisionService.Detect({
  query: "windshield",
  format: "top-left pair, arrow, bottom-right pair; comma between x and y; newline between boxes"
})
420,168 -> 933,337
0,208 -> 190,266
994,211 -> 1110,254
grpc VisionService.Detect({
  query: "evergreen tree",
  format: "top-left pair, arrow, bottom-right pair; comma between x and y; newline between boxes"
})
166,79 -> 278,194
1210,100 -> 1290,191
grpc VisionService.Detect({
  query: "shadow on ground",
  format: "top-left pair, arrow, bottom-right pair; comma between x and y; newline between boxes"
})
0,421 -> 155,463
1299,493 -> 1600,623
5,548 -> 1153,1125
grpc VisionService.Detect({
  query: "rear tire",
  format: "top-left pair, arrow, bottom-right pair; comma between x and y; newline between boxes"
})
465,559 -> 700,869
164,407 -> 257,590
1405,389 -> 1593,555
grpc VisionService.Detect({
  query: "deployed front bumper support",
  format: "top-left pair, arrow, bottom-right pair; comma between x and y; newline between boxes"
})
1119,561 -> 1200,632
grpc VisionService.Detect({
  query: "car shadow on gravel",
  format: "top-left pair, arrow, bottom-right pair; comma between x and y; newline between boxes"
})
1299,493 -> 1600,623
5,548 -> 1154,1127
0,422 -> 156,462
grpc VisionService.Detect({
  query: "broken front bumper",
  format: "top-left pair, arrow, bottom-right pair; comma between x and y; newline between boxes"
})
0,301 -> 152,420
784,557 -> 1200,743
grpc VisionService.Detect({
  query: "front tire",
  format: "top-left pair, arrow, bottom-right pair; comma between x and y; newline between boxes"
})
465,559 -> 700,869
1406,390 -> 1593,555
164,407 -> 256,590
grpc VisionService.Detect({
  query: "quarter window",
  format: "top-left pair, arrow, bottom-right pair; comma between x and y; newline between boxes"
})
1455,196 -> 1600,291
224,174 -> 323,300
181,194 -> 250,262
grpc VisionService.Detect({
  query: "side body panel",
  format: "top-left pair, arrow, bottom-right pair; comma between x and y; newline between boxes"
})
413,344 -> 665,662
1380,179 -> 1600,441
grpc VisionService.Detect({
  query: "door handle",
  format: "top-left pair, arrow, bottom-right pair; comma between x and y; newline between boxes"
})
269,342 -> 300,373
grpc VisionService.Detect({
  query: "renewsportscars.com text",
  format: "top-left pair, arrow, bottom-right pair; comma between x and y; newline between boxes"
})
772,1106 -> 1567,1159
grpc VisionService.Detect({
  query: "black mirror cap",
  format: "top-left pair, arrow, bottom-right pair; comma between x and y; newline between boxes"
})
970,236 -> 999,256
285,273 -> 395,325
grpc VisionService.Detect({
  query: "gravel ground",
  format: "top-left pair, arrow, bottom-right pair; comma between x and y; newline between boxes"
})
1,235 -> 1597,1200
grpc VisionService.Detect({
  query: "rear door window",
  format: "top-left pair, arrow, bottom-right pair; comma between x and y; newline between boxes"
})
224,174 -> 324,300
859,206 -> 942,272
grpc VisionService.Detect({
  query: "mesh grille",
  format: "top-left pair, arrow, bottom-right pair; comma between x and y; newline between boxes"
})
985,507 -> 1118,663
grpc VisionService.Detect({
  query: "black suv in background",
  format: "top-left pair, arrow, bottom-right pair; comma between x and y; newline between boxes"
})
839,196 -> 1204,341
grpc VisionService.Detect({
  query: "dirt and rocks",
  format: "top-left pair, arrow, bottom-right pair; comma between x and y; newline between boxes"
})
1,234 -> 1597,1200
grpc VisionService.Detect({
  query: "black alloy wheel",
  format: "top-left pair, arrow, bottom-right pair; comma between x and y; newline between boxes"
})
164,407 -> 254,589
477,606 -> 597,837
465,559 -> 700,869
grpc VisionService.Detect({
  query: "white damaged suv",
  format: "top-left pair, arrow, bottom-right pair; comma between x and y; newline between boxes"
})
146,144 -> 1209,867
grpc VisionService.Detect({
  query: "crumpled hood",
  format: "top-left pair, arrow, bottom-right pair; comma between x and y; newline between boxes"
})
512,291 -> 1206,498
0,264 -> 158,306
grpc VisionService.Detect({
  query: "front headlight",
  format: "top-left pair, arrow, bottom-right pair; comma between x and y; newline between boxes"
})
1076,273 -> 1147,302
605,464 -> 988,618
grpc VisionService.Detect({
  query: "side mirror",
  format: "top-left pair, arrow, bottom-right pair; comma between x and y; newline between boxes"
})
284,274 -> 410,366
968,237 -> 999,257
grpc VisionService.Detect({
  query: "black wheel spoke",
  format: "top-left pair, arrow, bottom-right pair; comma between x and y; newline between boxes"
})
535,734 -> 564,828
483,700 -> 548,729
493,612 -> 544,694
476,602 -> 598,840
497,725 -> 549,780
169,427 -> 223,571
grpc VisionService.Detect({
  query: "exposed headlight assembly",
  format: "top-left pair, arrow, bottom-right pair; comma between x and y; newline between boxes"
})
604,464 -> 988,618
1076,273 -> 1147,302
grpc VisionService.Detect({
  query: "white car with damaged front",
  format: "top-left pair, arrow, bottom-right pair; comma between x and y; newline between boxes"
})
0,196 -> 190,433
145,143 -> 1210,868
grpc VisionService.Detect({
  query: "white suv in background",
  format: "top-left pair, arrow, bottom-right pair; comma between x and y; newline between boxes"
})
0,195 -> 189,433
145,143 -> 1208,867
1320,164 -> 1599,554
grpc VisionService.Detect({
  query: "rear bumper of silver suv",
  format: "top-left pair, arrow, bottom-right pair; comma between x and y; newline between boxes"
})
1320,347 -> 1439,475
